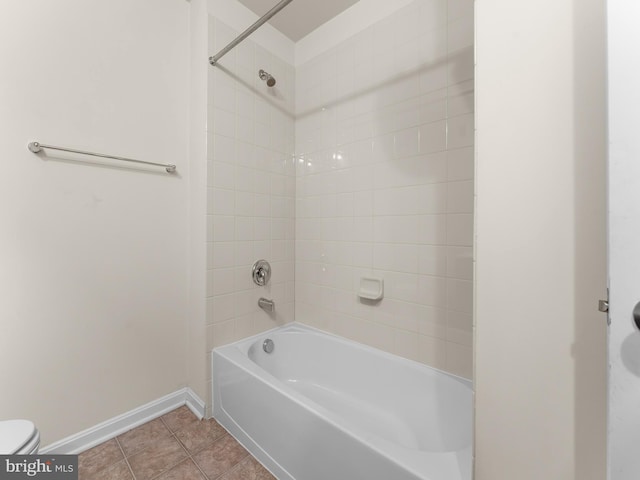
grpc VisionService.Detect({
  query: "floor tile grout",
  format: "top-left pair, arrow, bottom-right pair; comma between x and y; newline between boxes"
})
148,430 -> 194,480
78,406 -> 272,480
115,436 -> 137,480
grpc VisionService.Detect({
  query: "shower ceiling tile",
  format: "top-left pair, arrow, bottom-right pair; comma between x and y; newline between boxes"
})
236,0 -> 360,41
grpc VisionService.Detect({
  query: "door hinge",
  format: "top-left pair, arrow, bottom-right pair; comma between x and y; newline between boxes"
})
598,300 -> 609,313
599,288 -> 611,325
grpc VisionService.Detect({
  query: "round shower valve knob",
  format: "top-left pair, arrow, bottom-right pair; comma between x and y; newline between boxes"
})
252,259 -> 271,286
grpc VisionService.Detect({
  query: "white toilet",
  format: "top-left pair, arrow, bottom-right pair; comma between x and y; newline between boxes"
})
0,420 -> 40,454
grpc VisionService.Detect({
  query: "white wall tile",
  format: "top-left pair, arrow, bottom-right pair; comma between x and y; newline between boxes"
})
211,268 -> 235,296
447,113 -> 474,149
394,329 -> 421,362
253,217 -> 271,241
447,278 -> 473,314
213,134 -> 235,163
382,271 -> 420,304
210,188 -> 234,215
212,216 -> 234,242
234,265 -> 256,292
445,342 -> 473,378
395,127 -> 421,158
420,63 -> 448,95
234,191 -> 254,216
448,46 -> 474,85
447,309 -> 473,346
420,120 -> 448,154
212,242 -> 235,269
236,116 -> 254,144
207,17 -> 296,351
447,15 -> 474,54
235,39 -> 255,71
420,0 -> 448,31
447,0 -> 474,23
373,216 -> 420,244
418,334 -> 447,369
212,74 -> 236,114
420,96 -> 448,125
352,243 -> 373,268
448,90 -> 474,117
419,245 -> 448,276
419,306 -> 448,338
447,213 -> 473,246
419,275 -> 448,308
372,133 -> 395,163
447,180 -> 474,213
235,241 -> 253,266
374,244 -> 419,273
211,161 -> 235,190
374,184 -> 447,216
208,294 -> 235,325
272,240 -> 288,263
419,215 -> 447,245
213,107 -> 236,137
447,246 -> 473,280
447,147 -> 474,181
237,89 -> 254,119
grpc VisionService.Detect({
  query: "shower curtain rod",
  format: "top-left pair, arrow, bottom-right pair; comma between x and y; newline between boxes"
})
209,0 -> 294,66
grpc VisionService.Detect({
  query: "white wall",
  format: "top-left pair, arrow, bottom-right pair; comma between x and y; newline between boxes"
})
294,0 -> 474,378
0,0 -> 191,446
295,0 -> 416,65
608,2 -> 640,478
187,0 -> 210,408
475,0 -> 607,478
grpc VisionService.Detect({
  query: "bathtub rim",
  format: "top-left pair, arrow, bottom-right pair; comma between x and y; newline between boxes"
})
213,322 -> 472,388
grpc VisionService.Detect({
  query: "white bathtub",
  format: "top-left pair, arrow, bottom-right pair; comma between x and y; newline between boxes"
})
212,323 -> 472,480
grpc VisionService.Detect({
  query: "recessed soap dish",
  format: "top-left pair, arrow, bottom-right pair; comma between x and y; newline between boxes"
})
358,277 -> 384,301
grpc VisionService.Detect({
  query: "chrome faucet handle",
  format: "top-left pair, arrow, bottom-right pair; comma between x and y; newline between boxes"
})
252,260 -> 271,286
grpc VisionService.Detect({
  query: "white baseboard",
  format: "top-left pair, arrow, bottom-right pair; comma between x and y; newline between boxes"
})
184,388 -> 206,420
40,388 -> 206,454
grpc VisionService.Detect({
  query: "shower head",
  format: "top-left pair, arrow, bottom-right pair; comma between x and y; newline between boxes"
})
259,69 -> 276,87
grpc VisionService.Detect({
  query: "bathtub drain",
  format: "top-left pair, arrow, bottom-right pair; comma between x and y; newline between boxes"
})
263,339 -> 274,354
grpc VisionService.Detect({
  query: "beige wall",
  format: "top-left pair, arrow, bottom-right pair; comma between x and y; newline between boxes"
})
0,0 -> 191,446
474,0 -> 607,478
187,0 -> 210,408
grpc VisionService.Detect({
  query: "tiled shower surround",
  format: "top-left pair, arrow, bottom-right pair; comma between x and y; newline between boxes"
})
205,18 -> 297,409
295,0 -> 473,377
207,0 -> 474,395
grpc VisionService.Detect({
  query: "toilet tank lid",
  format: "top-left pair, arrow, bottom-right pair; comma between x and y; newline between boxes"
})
0,420 -> 36,454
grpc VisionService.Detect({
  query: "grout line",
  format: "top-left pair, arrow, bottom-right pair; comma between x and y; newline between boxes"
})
192,455 -> 212,480
83,407 -> 270,480
115,437 -> 137,480
147,431 -> 192,480
213,453 -> 251,480
155,413 -> 213,480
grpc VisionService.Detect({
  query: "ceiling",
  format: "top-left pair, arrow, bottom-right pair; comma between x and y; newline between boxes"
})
236,0 -> 360,42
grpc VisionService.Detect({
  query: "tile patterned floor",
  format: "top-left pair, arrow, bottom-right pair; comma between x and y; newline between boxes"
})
78,406 -> 275,480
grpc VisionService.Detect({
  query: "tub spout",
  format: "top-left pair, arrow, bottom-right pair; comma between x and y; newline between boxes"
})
258,297 -> 275,313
